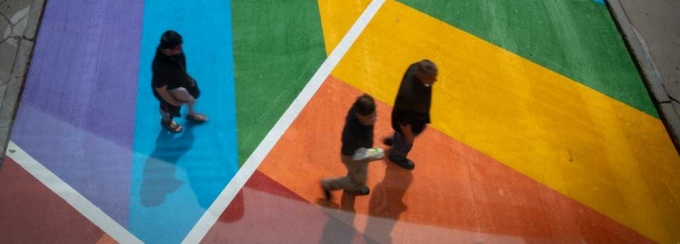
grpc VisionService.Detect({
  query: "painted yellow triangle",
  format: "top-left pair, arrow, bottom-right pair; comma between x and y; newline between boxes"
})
318,0 -> 372,55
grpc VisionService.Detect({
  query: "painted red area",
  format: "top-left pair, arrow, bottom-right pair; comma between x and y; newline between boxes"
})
202,170 -> 369,243
0,158 -> 106,243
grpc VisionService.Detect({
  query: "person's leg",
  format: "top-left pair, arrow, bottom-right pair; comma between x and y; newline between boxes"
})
389,132 -> 415,170
390,132 -> 412,160
169,88 -> 195,111
186,84 -> 203,116
159,106 -> 171,122
321,156 -> 370,199
170,88 -> 207,122
159,102 -> 182,133
322,175 -> 353,192
344,155 -> 368,191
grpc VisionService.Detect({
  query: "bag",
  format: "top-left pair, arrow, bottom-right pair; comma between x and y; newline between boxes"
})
186,75 -> 200,99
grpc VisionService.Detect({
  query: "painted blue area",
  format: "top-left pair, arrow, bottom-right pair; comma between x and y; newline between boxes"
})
10,0 -> 143,225
130,0 -> 237,243
594,0 -> 605,4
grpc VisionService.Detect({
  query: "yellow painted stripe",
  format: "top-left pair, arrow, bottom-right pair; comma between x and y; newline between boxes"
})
320,1 -> 680,243
317,0 -> 371,55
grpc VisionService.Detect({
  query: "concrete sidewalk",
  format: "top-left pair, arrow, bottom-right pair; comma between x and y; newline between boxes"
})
607,0 -> 680,151
0,0 -> 45,167
0,0 -> 678,168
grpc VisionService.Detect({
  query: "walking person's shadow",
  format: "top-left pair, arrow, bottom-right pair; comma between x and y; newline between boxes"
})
140,122 -> 195,206
364,162 -> 413,243
318,161 -> 413,244
318,190 -> 362,244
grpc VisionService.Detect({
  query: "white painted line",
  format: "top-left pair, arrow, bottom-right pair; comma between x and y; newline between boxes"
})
182,0 -> 386,242
5,141 -> 142,244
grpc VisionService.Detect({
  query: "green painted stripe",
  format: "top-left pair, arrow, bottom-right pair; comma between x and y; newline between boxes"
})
232,1 -> 327,165
398,0 -> 657,117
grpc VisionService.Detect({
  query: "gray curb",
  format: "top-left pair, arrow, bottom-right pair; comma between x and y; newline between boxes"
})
605,0 -> 680,153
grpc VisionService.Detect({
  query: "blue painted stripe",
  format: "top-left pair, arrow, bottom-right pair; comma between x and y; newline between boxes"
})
594,0 -> 605,4
130,0 -> 238,243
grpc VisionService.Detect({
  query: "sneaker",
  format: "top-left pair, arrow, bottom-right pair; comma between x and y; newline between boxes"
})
351,186 -> 370,196
352,148 -> 385,161
388,155 -> 415,170
383,137 -> 393,146
321,182 -> 332,201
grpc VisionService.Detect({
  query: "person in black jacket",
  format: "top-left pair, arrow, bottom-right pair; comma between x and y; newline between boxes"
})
321,94 -> 384,201
152,30 -> 208,133
385,59 -> 438,170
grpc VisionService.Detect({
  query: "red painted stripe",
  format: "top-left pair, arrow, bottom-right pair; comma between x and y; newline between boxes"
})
0,158 -> 106,243
203,170 -> 370,243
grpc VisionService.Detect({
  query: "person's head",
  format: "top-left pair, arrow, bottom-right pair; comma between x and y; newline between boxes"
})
353,94 -> 377,126
415,59 -> 438,87
159,30 -> 183,56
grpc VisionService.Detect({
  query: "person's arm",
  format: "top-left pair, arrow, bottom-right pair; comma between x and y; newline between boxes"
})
399,123 -> 415,145
155,85 -> 183,106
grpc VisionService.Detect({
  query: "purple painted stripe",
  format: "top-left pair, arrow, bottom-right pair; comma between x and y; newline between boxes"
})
10,0 -> 143,226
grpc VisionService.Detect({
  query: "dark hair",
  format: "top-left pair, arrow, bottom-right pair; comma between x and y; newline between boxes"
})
417,59 -> 438,75
160,30 -> 183,49
353,94 -> 376,116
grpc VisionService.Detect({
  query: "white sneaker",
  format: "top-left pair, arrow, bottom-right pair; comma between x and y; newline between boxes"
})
352,147 -> 385,161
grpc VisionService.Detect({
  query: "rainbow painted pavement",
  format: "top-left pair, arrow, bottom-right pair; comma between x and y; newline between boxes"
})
1,0 -> 678,243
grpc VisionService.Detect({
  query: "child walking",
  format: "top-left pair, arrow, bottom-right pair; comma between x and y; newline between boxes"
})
321,94 -> 384,201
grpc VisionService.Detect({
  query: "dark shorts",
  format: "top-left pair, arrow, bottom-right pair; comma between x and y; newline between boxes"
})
159,100 -> 182,118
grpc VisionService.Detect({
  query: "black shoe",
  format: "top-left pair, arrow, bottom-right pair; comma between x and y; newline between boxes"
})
351,186 -> 370,196
388,155 -> 415,170
322,183 -> 332,201
383,137 -> 393,146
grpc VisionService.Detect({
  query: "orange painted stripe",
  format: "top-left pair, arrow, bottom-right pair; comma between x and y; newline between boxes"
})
256,76 -> 653,242
96,234 -> 117,244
